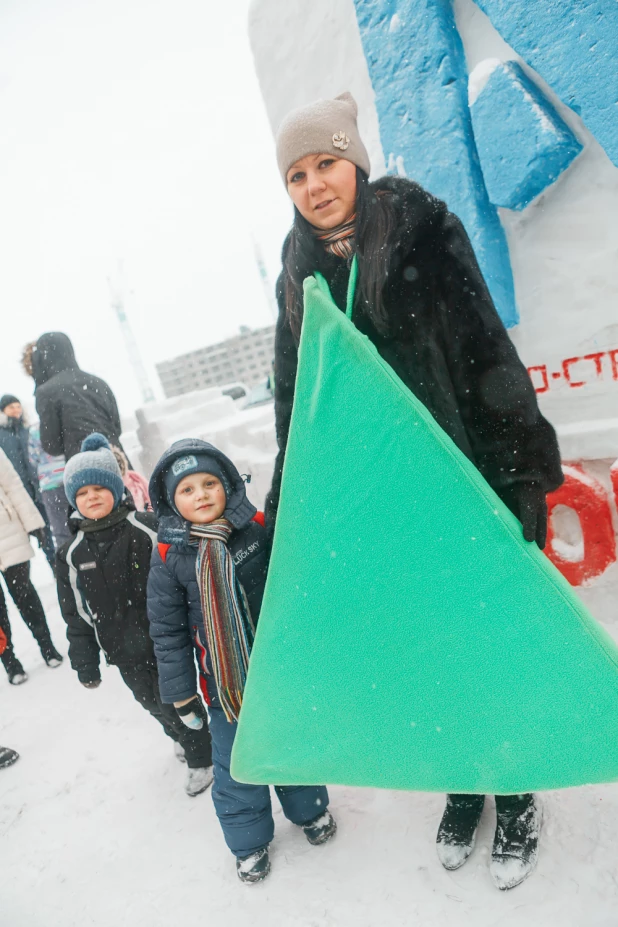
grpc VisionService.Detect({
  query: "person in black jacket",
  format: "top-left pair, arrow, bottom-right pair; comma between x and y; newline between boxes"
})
0,396 -> 38,497
33,333 -> 124,461
56,433 -> 213,797
271,92 -> 564,891
147,440 -> 336,884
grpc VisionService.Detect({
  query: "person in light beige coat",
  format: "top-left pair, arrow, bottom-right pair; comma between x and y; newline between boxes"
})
0,448 -> 63,684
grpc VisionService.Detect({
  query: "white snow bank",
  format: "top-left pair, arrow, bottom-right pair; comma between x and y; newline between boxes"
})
123,387 -> 278,510
2,552 -> 618,926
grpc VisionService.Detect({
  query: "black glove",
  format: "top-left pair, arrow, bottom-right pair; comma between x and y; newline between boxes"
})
81,679 -> 101,689
30,528 -> 46,548
175,696 -> 208,730
499,482 -> 548,549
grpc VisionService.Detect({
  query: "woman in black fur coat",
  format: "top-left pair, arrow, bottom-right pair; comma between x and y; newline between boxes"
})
268,92 -> 563,892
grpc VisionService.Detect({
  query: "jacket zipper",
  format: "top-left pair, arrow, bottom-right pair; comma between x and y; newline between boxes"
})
91,613 -> 110,665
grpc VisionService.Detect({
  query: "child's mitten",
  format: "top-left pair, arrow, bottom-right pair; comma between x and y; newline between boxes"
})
175,696 -> 208,730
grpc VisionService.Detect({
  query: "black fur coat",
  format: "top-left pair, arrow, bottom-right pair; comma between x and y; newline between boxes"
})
266,176 -> 563,525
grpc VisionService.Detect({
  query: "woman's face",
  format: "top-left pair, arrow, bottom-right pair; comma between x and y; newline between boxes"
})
286,154 -> 357,230
3,402 -> 22,420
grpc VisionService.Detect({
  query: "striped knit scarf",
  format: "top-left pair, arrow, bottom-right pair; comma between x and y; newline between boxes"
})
191,519 -> 255,723
313,213 -> 356,260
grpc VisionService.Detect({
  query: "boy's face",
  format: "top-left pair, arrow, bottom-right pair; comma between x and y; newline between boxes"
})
174,472 -> 226,524
75,485 -> 115,520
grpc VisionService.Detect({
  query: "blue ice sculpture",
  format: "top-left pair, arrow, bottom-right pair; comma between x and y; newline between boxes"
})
470,61 -> 583,211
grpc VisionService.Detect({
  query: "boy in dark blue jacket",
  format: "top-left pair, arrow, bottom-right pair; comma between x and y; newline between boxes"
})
147,439 -> 336,884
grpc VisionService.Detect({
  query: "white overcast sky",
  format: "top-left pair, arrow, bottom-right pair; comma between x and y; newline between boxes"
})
0,0 -> 293,418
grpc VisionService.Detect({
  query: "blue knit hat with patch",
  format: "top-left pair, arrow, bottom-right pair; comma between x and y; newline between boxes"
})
164,452 -> 231,514
63,433 -> 125,510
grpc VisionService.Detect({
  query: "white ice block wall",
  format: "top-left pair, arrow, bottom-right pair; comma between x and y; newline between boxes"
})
248,0 -> 618,620
125,388 -> 277,511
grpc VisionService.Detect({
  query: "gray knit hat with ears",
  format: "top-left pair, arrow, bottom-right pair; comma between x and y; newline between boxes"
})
276,91 -> 371,184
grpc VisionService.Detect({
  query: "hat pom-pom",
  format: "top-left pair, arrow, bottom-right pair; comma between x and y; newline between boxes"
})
81,432 -> 111,452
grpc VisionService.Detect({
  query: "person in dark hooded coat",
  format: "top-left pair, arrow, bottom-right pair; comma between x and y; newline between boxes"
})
270,92 -> 564,892
33,333 -> 123,461
147,439 -> 336,884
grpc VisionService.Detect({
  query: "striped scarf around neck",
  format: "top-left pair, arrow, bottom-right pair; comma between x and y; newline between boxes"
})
191,519 -> 255,723
313,213 -> 356,260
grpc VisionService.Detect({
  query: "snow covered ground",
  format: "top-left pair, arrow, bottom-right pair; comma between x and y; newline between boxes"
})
2,552 -> 618,927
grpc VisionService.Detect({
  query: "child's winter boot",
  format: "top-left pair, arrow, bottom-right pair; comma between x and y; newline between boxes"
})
0,746 -> 19,769
185,765 -> 213,796
490,793 -> 542,890
436,794 -> 485,870
41,644 -> 63,668
302,810 -> 337,845
236,846 -> 271,884
0,747 -> 19,769
4,656 -> 28,686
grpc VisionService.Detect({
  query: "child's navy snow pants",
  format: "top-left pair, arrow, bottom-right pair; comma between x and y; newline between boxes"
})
208,704 -> 330,857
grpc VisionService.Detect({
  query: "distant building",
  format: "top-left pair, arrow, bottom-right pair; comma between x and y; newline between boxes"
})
155,324 -> 276,399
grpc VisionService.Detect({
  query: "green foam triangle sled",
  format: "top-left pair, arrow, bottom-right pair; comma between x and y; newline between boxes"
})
231,261 -> 618,794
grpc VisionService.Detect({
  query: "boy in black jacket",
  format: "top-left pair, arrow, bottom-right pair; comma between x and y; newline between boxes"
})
147,439 -> 336,884
56,433 -> 212,796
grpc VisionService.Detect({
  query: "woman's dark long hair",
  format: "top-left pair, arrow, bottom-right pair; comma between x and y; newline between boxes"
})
282,168 -> 397,341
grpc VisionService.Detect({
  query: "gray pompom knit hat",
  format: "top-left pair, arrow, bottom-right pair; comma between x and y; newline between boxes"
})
276,91 -> 371,184
63,433 -> 125,510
